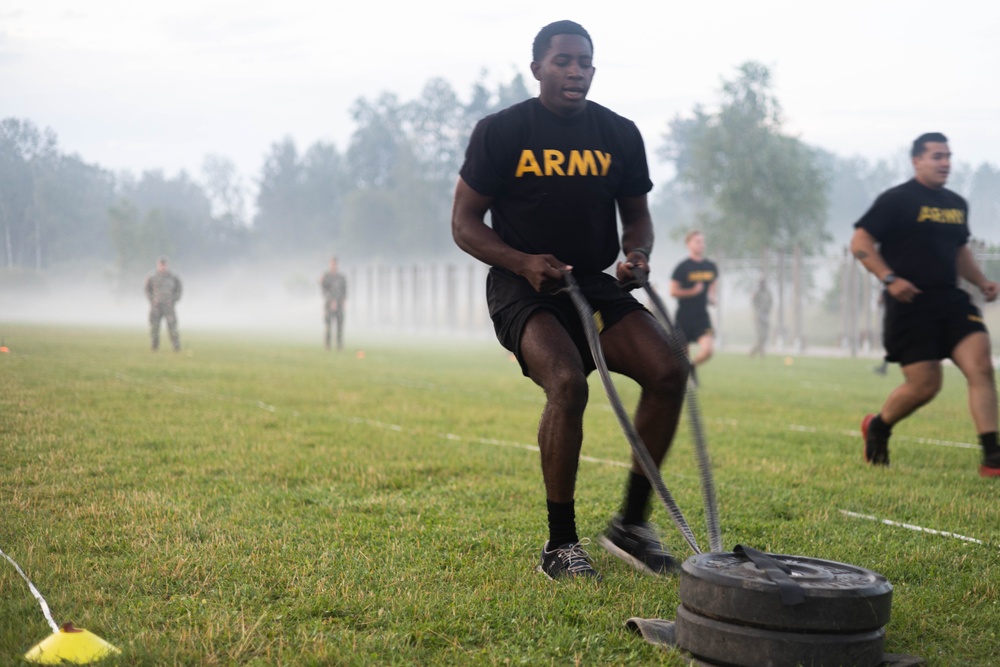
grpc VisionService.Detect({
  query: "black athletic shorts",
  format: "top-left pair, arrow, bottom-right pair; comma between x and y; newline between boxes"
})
675,309 -> 713,344
486,268 -> 646,377
882,288 -> 987,366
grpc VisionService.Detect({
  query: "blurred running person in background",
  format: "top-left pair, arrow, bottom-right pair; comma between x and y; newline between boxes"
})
452,20 -> 687,579
851,132 -> 1000,477
145,256 -> 182,352
670,231 -> 719,367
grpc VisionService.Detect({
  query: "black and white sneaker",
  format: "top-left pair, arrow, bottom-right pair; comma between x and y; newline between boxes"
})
537,539 -> 601,580
599,515 -> 678,575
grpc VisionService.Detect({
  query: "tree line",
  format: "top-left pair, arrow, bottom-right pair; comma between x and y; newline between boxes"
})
3,62 -> 1000,292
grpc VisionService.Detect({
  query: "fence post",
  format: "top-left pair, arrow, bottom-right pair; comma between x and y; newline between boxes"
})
793,243 -> 804,352
775,252 -> 787,350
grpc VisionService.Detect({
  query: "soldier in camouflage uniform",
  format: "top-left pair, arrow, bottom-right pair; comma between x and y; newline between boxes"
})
144,256 -> 183,351
749,279 -> 772,358
320,257 -> 348,350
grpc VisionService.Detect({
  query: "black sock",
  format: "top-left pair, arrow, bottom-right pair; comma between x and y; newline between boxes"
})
546,499 -> 578,548
869,414 -> 893,437
979,432 -> 999,456
622,471 -> 652,526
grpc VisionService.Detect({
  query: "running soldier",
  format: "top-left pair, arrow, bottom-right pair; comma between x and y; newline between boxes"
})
670,231 -> 719,367
144,256 -> 182,351
852,132 -> 1000,477
320,257 -> 348,351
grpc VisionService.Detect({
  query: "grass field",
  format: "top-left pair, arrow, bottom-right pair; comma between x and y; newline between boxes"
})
1,323 -> 998,666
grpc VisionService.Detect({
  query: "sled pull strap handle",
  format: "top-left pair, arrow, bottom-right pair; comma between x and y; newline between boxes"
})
733,545 -> 805,606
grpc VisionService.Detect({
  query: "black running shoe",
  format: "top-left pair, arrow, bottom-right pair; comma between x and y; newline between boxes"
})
981,450 -> 1000,478
861,414 -> 890,466
537,540 -> 601,580
598,515 -> 678,575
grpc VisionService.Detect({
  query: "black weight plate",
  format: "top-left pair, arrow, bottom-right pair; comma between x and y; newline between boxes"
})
680,552 -> 893,632
675,604 -> 886,667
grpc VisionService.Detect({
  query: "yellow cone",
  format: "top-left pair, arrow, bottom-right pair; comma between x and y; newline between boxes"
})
24,623 -> 121,664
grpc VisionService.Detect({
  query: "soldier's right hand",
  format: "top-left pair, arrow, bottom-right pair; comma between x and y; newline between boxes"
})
519,254 -> 570,293
887,277 -> 921,303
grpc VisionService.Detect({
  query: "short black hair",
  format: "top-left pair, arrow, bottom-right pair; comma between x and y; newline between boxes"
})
911,132 -> 948,157
532,20 -> 593,62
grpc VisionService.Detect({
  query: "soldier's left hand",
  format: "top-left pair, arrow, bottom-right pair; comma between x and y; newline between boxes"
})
981,281 -> 1000,303
616,252 -> 649,290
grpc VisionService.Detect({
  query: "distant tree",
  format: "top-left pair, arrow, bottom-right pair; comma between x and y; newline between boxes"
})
113,168 -> 250,273
253,137 -> 349,257
298,141 -> 348,248
202,155 -> 247,227
407,78 -> 464,184
347,93 -> 409,190
201,155 -> 251,259
0,118 -> 57,269
253,137 -> 305,254
107,199 -> 172,294
342,88 -> 448,257
659,62 -> 828,259
42,154 -> 116,265
338,72 -> 531,259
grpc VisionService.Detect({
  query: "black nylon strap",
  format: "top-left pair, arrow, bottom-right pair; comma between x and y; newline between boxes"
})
733,545 -> 806,606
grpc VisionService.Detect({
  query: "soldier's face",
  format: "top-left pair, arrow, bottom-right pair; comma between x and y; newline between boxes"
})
912,142 -> 950,189
157,261 -> 168,272
688,234 -> 705,258
531,34 -> 594,118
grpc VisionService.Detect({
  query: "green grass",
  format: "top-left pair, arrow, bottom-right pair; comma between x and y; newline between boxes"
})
1,324 -> 998,666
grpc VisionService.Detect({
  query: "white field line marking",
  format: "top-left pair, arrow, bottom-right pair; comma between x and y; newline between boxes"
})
0,546 -> 59,632
839,510 -> 985,545
112,369 -> 994,544
114,372 -> 292,415
116,369 -> 981,478
345,419 -> 629,468
439,432 -> 630,468
748,418 -> 977,450
114,372 -> 629,467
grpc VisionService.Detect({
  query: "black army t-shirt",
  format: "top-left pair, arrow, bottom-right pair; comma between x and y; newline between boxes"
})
459,98 -> 653,275
854,178 -> 970,290
671,257 -> 718,316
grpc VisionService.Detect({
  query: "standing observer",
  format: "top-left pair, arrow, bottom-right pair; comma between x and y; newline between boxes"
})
451,20 -> 687,580
749,279 -> 772,358
670,230 -> 719,367
144,256 -> 183,352
320,257 -> 348,351
851,132 -> 1000,477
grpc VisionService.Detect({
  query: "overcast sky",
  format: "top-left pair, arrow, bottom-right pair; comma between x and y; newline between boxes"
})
3,0 -> 998,187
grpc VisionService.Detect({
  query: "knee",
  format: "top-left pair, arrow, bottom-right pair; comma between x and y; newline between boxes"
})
543,368 -> 589,413
967,362 -> 996,391
909,376 -> 942,403
646,360 -> 687,399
